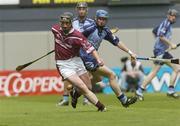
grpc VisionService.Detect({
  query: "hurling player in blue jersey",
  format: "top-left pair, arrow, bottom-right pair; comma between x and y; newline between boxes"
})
72,2 -> 94,105
136,9 -> 179,100
72,2 -> 94,32
57,2 -> 94,106
70,9 -> 138,108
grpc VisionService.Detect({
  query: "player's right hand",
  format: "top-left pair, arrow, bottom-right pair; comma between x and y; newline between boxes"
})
97,59 -> 104,66
170,43 -> 177,49
129,51 -> 137,60
130,53 -> 137,60
128,50 -> 137,59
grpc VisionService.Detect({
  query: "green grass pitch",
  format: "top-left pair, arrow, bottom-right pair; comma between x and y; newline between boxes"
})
0,93 -> 180,126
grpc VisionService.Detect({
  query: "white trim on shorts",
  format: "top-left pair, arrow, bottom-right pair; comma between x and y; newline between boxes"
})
56,57 -> 87,79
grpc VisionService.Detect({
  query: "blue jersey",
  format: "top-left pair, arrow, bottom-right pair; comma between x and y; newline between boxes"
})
82,22 -> 119,50
72,17 -> 94,32
153,18 -> 172,56
80,22 -> 120,71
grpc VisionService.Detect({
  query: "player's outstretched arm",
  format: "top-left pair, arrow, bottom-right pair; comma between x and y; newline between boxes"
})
117,41 -> 137,59
159,36 -> 177,49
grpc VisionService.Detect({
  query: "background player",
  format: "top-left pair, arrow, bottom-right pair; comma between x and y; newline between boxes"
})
136,9 -> 179,100
120,57 -> 144,93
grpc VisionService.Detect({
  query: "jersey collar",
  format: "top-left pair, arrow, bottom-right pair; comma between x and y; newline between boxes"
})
62,28 -> 75,35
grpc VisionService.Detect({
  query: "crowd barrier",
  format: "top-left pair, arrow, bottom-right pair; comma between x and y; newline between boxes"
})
0,67 -> 180,96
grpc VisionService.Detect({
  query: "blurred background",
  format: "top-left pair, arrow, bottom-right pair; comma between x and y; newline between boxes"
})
1,0 -> 180,70
1,2 -> 180,125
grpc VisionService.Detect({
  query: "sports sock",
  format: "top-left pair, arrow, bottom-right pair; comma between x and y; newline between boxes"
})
63,95 -> 69,101
137,86 -> 145,93
74,89 -> 81,99
140,85 -> 146,90
83,96 -> 89,101
95,101 -> 105,111
117,93 -> 127,104
169,85 -> 174,89
168,86 -> 175,94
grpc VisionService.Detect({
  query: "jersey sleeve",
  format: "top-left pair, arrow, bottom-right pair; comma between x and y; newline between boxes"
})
104,28 -> 120,46
51,24 -> 60,36
156,20 -> 170,37
78,34 -> 95,54
82,22 -> 96,37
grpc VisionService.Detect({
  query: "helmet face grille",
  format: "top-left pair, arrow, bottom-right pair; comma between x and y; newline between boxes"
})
60,12 -> 73,22
60,16 -> 70,22
76,2 -> 88,8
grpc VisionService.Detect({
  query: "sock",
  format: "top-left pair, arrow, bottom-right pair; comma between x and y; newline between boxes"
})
63,95 -> 69,101
137,86 -> 145,94
74,89 -> 81,99
140,86 -> 145,91
169,85 -> 174,89
117,93 -> 127,104
83,96 -> 89,102
168,86 -> 175,94
95,101 -> 105,111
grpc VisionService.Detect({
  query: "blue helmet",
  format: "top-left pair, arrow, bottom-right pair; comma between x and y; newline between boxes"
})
96,10 -> 109,19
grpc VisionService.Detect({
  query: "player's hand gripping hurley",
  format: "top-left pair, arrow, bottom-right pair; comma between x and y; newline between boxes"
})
137,43 -> 180,65
165,43 -> 180,52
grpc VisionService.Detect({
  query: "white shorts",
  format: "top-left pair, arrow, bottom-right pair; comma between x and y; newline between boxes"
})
56,57 -> 87,79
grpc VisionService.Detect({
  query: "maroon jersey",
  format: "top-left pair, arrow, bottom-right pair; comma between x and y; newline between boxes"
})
52,24 -> 95,60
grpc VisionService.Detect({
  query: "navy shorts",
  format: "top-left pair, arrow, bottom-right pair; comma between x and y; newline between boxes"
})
80,49 -> 99,72
153,49 -> 173,65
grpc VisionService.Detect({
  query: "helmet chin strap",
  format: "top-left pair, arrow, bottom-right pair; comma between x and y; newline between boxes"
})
97,25 -> 104,29
97,25 -> 105,33
78,16 -> 86,23
63,30 -> 69,34
170,21 -> 176,24
62,27 -> 72,35
97,23 -> 105,29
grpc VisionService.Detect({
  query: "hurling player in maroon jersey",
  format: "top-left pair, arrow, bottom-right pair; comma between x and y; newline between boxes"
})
52,12 -> 106,111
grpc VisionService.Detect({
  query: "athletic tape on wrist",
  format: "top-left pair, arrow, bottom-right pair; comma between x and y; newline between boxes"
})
128,50 -> 133,55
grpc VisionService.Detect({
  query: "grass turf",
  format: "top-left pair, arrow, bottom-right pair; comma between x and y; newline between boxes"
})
0,93 -> 180,126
